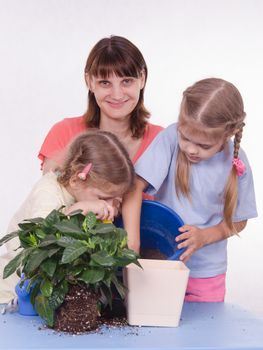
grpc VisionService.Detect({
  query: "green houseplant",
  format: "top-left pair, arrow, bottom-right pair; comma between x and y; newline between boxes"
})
0,209 -> 139,332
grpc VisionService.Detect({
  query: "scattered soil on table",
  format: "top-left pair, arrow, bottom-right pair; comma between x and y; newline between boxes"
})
100,315 -> 128,328
53,284 -> 99,333
140,248 -> 167,260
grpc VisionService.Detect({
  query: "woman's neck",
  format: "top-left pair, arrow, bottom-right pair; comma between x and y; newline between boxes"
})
99,116 -> 142,160
99,118 -> 132,142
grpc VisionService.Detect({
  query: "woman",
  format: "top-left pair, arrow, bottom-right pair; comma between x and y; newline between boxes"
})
39,35 -> 163,173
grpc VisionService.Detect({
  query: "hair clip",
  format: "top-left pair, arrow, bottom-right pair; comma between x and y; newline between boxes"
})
232,158 -> 246,176
78,163 -> 92,180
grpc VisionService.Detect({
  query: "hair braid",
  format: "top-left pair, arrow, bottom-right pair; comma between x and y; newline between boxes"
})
224,122 -> 246,232
233,122 -> 245,159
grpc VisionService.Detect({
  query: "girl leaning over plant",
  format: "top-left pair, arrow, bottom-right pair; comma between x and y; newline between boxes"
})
0,129 -> 135,305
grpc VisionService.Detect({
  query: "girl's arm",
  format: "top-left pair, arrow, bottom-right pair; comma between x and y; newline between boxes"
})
176,220 -> 247,262
64,200 -> 117,221
122,177 -> 148,254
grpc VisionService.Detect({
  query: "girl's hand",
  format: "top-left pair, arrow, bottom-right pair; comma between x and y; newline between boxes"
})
65,200 -> 115,221
176,220 -> 248,263
175,225 -> 206,263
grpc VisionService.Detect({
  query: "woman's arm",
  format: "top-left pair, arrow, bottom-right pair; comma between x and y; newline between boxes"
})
176,220 -> 247,262
122,176 -> 147,253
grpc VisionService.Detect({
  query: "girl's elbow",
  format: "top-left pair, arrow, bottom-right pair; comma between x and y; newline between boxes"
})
234,220 -> 247,233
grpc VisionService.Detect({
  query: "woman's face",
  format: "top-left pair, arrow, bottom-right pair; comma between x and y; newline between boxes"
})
86,73 -> 145,122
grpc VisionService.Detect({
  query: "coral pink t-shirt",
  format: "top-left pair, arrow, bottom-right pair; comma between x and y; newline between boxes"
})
38,116 -> 163,166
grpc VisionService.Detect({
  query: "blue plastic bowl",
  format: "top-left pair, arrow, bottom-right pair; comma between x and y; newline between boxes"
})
114,200 -> 185,260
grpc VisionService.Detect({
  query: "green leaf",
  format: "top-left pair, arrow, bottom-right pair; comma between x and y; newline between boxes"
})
30,280 -> 41,305
43,209 -> 61,226
19,233 -> 38,247
67,209 -> 83,216
24,217 -> 44,224
121,248 -> 138,260
57,236 -> 78,247
18,222 -> 37,230
49,280 -> 68,310
68,212 -> 86,229
67,265 -> 84,277
99,284 -> 112,308
0,230 -> 19,246
25,275 -> 39,293
3,250 -> 24,278
53,267 -> 66,283
115,248 -> 141,268
42,210 -> 61,234
41,259 -> 57,278
91,251 -> 116,267
34,295 -> 54,327
40,278 -> 53,297
53,221 -> 84,235
61,242 -> 88,264
115,228 -> 128,248
114,257 -> 135,267
79,268 -> 105,284
48,290 -> 64,310
82,212 -> 97,231
19,235 -> 33,249
24,249 -> 49,273
102,271 -> 112,288
94,223 -> 116,234
35,228 -> 46,239
21,247 -> 36,265
88,236 -> 103,247
38,235 -> 57,247
47,247 -> 61,258
111,274 -> 127,299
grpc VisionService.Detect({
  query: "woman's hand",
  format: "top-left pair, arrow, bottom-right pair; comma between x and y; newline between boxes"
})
64,200 -> 116,221
175,225 -> 206,263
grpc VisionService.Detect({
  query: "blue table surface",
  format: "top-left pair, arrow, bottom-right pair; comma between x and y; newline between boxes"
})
0,302 -> 263,350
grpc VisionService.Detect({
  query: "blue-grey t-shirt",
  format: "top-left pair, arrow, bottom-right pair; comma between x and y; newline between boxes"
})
135,123 -> 258,278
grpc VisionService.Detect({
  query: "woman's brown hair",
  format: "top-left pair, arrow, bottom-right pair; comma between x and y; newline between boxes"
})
58,130 -> 135,194
83,35 -> 150,138
175,78 -> 246,231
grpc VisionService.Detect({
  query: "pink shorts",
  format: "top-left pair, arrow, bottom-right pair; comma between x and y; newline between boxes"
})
185,273 -> 226,302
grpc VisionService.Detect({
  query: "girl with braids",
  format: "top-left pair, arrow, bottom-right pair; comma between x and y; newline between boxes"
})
122,78 -> 257,302
0,130 -> 135,303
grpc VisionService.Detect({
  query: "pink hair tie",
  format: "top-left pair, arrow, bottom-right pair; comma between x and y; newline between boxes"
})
232,158 -> 246,176
78,163 -> 92,180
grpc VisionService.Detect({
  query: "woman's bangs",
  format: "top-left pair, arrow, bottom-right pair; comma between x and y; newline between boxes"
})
90,54 -> 139,79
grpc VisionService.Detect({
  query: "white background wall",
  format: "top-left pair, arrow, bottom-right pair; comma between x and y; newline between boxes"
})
0,0 -> 262,314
